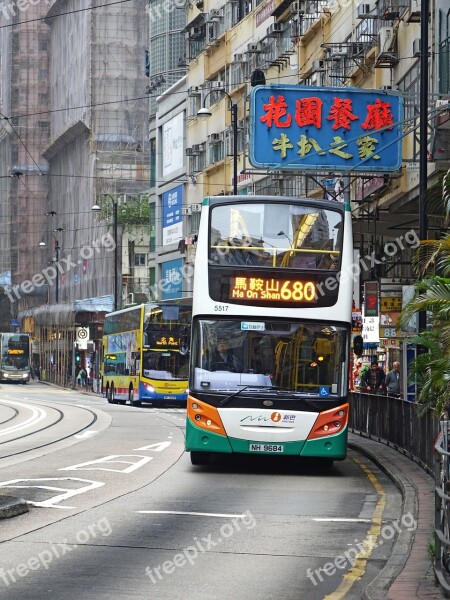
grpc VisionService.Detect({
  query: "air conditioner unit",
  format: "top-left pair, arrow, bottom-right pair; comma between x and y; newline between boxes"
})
357,2 -> 376,18
412,38 -> 420,57
186,147 -> 198,156
210,80 -> 224,89
191,203 -> 202,212
378,27 -> 395,53
210,133 -> 222,143
234,53 -> 244,62
188,86 -> 200,96
329,45 -> 348,59
290,2 -> 304,14
208,8 -> 223,20
181,207 -> 192,215
247,42 -> 263,53
237,119 -> 245,129
266,23 -> 284,37
311,59 -> 325,72
190,26 -> 203,39
192,143 -> 204,153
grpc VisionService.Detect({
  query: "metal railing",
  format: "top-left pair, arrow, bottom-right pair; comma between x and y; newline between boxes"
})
434,419 -> 450,594
349,391 -> 438,473
350,392 -> 450,594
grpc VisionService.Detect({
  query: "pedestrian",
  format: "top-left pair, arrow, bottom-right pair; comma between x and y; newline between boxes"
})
89,367 -> 94,390
80,367 -> 87,387
362,359 -> 386,395
353,358 -> 363,390
385,361 -> 402,399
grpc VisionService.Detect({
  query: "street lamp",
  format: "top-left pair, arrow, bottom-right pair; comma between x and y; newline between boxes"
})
38,236 -> 61,303
92,194 -> 118,311
197,89 -> 238,195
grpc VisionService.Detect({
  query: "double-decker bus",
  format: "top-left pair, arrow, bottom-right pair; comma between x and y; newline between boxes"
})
186,196 -> 353,465
0,333 -> 31,384
101,302 -> 191,406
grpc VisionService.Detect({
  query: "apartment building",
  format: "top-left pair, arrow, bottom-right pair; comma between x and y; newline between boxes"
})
183,0 -> 450,369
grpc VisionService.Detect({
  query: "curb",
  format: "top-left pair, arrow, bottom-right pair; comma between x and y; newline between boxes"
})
348,434 -> 419,600
0,495 -> 29,519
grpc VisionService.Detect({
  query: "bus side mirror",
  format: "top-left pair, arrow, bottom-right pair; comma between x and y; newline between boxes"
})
353,335 -> 363,357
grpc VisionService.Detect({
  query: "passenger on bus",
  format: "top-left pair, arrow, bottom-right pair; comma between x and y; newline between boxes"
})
209,339 -> 242,372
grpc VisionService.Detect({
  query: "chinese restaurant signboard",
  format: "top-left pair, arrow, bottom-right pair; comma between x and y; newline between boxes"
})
249,85 -> 403,172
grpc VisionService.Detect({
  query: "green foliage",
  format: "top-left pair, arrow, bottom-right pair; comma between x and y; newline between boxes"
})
94,195 -> 150,232
401,169 -> 450,414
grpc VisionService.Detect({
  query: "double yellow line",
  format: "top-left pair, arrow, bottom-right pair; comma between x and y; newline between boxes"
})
324,457 -> 386,600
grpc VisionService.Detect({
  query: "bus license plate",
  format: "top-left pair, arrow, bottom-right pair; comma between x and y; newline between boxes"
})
163,395 -> 176,400
249,443 -> 284,453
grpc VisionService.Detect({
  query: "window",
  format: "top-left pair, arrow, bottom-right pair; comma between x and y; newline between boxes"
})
134,254 -> 146,266
438,9 -> 450,94
150,138 -> 156,188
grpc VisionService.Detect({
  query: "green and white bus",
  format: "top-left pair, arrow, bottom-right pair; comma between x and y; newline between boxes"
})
186,196 -> 353,465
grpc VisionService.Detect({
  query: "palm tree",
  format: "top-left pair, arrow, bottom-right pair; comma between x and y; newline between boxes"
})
400,169 -> 450,414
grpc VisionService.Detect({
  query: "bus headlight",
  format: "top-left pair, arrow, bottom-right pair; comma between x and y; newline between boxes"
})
3,373 -> 9,378
143,383 -> 155,393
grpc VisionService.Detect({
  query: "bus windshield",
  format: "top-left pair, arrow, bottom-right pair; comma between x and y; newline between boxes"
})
1,334 -> 30,371
191,319 -> 348,396
142,349 -> 189,381
209,202 -> 342,270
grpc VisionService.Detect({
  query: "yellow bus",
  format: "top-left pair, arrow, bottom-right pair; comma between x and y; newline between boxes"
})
0,332 -> 31,384
101,302 -> 191,406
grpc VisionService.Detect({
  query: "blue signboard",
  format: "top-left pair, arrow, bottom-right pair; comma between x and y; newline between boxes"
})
250,85 -> 403,172
161,258 -> 183,300
162,185 -> 183,246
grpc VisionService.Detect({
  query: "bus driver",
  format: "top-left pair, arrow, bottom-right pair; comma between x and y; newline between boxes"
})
209,339 -> 242,372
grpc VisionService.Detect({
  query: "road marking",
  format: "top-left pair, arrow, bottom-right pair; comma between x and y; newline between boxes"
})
136,511 -> 251,518
133,441 -> 172,451
0,399 -> 47,437
313,518 -> 373,523
0,477 -> 104,509
74,431 -> 98,439
59,455 -> 153,473
323,457 -> 386,600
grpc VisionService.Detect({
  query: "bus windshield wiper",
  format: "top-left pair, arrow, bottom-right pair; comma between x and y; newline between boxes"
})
219,385 -> 278,407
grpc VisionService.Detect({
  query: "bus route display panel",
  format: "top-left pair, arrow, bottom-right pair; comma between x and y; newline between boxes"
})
209,268 -> 340,308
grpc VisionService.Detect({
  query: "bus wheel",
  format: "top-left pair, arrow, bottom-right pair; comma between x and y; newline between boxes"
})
128,387 -> 136,406
190,451 -> 210,466
110,386 -> 116,404
106,385 -> 112,403
319,459 -> 334,470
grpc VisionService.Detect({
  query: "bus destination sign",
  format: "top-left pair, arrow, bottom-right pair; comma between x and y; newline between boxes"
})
229,276 -> 317,303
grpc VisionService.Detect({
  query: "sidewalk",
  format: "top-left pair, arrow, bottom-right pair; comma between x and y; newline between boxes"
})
349,432 -> 446,599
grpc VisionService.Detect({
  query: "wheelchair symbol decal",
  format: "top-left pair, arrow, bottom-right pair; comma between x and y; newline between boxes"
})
319,386 -> 330,397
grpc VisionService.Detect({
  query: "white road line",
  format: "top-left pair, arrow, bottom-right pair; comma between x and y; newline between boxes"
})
0,399 -> 47,437
313,518 -> 373,523
74,431 -> 98,439
136,511 -> 251,518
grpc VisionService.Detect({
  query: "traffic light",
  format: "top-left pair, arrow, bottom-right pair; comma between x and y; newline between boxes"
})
75,345 -> 81,364
353,335 -> 363,357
